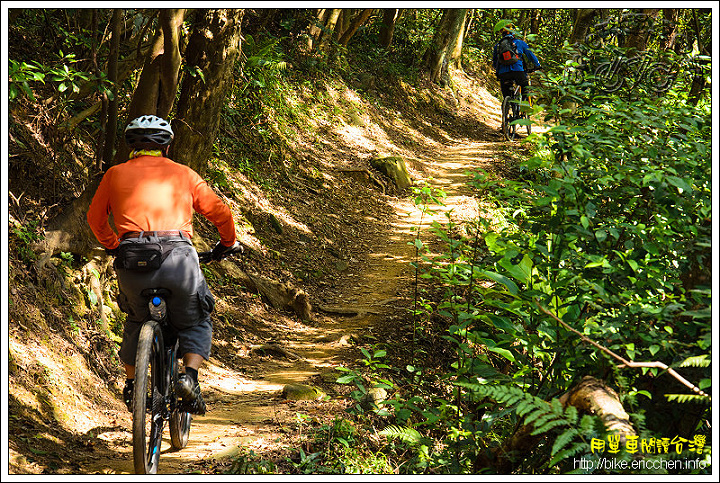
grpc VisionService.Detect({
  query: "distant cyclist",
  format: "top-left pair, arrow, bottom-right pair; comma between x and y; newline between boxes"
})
87,115 -> 240,415
492,20 -> 542,103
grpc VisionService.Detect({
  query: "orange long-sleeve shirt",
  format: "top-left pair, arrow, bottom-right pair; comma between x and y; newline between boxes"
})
87,155 -> 236,249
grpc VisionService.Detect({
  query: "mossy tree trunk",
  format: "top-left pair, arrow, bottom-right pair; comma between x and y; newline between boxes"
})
116,8 -> 186,164
170,9 -> 244,177
378,9 -> 401,49
422,9 -> 467,85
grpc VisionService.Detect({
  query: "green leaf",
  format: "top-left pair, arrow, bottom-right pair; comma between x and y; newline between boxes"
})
666,175 -> 692,193
584,258 -> 607,268
499,252 -> 533,285
336,374 -> 356,384
511,118 -> 533,126
632,390 -> 652,400
478,270 -> 519,295
486,346 -> 516,363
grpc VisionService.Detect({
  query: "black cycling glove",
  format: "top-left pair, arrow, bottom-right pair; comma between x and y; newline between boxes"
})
211,241 -> 241,261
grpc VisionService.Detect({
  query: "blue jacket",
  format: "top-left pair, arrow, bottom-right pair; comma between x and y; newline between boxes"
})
492,34 -> 541,75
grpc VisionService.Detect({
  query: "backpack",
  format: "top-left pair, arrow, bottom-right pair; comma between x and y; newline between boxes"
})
497,37 -> 521,66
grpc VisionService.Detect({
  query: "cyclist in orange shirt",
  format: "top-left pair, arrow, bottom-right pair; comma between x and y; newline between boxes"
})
88,115 -> 239,415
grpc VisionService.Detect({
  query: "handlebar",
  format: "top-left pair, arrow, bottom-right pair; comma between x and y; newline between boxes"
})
197,243 -> 245,264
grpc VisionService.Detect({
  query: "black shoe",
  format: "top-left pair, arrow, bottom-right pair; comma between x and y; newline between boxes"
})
123,379 -> 134,412
177,374 -> 206,415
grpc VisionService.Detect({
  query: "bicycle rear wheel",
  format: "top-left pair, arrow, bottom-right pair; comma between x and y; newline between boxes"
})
133,320 -> 166,474
525,113 -> 532,137
501,96 -> 516,141
170,408 -> 192,449
169,344 -> 192,449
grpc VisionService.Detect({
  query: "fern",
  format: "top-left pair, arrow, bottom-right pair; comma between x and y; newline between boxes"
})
531,418 -> 569,436
678,354 -> 711,368
548,441 -> 587,468
380,425 -> 424,446
551,428 -> 579,457
380,425 -> 432,467
470,383 -> 601,471
665,393 -> 711,404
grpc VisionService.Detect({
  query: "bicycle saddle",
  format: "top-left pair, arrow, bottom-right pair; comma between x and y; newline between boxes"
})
140,288 -> 172,298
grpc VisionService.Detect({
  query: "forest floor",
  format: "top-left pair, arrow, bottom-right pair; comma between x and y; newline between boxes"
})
6,69 -> 537,475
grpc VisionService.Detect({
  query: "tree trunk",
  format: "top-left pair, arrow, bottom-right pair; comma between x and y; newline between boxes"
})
569,8 -> 598,45
423,9 -> 467,84
448,10 -> 468,71
336,9 -> 351,42
101,9 -> 121,170
306,9 -> 326,52
157,9 -> 185,117
379,9 -> 400,48
317,9 -> 341,53
124,9 -> 185,121
171,9 -> 244,176
688,9 -> 710,106
338,9 -> 374,46
530,9 -> 541,36
557,376 -> 636,436
117,9 -> 186,164
623,8 -> 660,54
661,9 -> 679,51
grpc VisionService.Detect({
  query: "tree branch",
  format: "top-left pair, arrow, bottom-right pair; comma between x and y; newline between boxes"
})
535,300 -> 709,398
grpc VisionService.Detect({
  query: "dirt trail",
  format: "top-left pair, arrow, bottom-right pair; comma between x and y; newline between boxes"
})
66,137 -> 503,475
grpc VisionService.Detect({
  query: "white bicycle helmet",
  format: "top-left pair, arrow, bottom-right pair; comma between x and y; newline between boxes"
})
124,115 -> 174,147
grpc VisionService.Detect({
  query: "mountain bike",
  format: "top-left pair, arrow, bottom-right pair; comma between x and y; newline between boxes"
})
501,69 -> 539,142
132,244 -> 243,474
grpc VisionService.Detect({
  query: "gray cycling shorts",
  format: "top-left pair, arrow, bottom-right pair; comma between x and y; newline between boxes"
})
114,235 -> 215,365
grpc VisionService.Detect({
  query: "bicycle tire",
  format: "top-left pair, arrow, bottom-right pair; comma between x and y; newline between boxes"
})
170,410 -> 192,449
507,96 -> 522,142
501,96 -> 516,141
525,112 -> 532,137
169,343 -> 191,449
133,320 -> 165,474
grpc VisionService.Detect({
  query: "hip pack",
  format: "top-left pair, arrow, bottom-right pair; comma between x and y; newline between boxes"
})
116,242 -> 170,272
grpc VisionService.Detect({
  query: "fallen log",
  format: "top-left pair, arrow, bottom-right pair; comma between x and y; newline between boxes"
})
558,375 -> 635,437
475,376 -> 635,473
